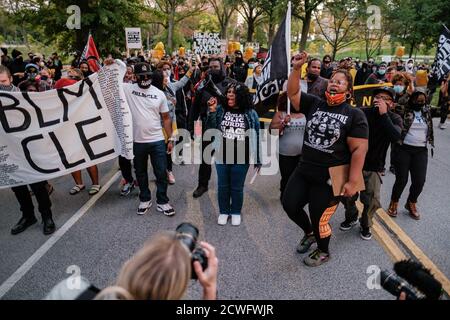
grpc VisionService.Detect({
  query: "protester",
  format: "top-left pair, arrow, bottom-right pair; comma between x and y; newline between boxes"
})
320,54 -> 333,79
385,66 -> 397,84
284,51 -> 368,266
54,69 -> 102,196
438,73 -> 450,129
9,49 -> 27,86
269,92 -> 306,200
51,52 -> 63,81
95,232 -> 218,300
118,61 -> 175,216
354,62 -> 372,86
189,57 -> 236,198
365,62 -> 388,84
79,60 -> 93,78
206,82 -> 261,226
123,65 -> 136,83
231,50 -> 248,82
305,58 -> 328,99
341,87 -> 403,240
0,65 -> 56,235
244,62 -> 263,91
387,88 -> 434,220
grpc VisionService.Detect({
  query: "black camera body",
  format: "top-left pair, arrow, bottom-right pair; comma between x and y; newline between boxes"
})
175,223 -> 208,280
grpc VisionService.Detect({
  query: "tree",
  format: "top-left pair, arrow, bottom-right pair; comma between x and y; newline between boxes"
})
259,0 -> 284,45
208,0 -> 238,39
237,0 -> 265,42
146,0 -> 207,53
291,0 -> 324,51
314,0 -> 363,60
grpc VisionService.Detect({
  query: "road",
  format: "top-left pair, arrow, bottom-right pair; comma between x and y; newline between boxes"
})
0,119 -> 448,300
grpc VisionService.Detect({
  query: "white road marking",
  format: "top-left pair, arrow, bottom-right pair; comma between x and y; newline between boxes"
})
0,171 -> 121,299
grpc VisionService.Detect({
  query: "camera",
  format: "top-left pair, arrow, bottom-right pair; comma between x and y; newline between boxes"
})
175,222 -> 208,280
380,259 -> 443,300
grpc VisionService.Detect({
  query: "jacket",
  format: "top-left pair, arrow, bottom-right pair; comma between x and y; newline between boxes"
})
401,105 -> 434,148
206,105 -> 262,165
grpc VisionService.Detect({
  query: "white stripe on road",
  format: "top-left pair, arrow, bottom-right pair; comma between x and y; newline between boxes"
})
0,171 -> 121,299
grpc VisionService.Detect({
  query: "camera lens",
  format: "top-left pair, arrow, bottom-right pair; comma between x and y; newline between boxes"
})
176,222 -> 199,252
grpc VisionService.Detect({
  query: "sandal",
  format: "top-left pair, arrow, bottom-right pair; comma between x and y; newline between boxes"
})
89,185 -> 101,195
69,184 -> 85,195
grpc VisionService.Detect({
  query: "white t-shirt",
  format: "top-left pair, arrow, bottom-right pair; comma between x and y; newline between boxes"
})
123,83 -> 169,143
403,111 -> 428,147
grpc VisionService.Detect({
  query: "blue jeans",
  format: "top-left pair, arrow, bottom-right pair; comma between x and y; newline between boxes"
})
215,164 -> 250,215
133,140 -> 169,204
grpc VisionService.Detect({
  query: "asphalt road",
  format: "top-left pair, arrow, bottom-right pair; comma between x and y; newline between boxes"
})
0,119 -> 448,300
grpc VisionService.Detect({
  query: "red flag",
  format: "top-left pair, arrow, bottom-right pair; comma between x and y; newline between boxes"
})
82,34 -> 101,72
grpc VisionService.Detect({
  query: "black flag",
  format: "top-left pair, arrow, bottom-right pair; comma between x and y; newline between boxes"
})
253,4 -> 291,115
431,25 -> 450,82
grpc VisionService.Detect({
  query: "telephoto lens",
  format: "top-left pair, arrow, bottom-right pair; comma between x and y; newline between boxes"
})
380,270 -> 425,300
175,223 -> 208,279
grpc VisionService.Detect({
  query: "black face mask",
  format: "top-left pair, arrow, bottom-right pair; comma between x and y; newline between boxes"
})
137,75 -> 152,89
411,103 -> 425,111
209,69 -> 224,83
40,75 -> 48,81
307,72 -> 319,81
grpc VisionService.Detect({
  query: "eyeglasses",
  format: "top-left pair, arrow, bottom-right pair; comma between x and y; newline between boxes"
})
329,79 -> 347,86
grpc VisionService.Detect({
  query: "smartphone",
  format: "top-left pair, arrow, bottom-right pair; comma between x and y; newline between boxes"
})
191,57 -> 197,66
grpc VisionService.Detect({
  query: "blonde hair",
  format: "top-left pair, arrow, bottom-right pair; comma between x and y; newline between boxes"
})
95,232 -> 191,300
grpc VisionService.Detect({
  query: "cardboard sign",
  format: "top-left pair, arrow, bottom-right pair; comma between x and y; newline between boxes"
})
125,28 -> 142,49
193,32 -> 222,55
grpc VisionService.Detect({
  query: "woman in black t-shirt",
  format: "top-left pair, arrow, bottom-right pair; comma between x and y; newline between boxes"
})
283,52 -> 369,267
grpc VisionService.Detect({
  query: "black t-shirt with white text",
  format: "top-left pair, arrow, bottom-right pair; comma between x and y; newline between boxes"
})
299,92 -> 369,168
217,109 -> 250,164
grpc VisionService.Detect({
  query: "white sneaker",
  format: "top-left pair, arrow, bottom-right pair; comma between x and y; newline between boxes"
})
217,214 -> 229,225
231,214 -> 241,226
439,122 -> 447,129
137,201 -> 152,215
167,171 -> 176,184
157,203 -> 175,216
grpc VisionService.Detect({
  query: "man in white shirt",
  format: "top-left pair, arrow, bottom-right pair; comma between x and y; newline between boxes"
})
122,62 -> 175,216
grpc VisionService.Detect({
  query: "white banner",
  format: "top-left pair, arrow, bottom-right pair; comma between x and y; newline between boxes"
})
125,27 -> 142,49
0,62 -> 133,188
193,32 -> 221,55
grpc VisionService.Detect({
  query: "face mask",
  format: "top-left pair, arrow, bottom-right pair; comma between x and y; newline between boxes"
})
165,70 -> 171,78
393,85 -> 405,94
378,69 -> 386,75
137,75 -> 152,89
0,84 -> 15,92
209,69 -> 224,83
307,72 -> 319,81
325,91 -> 347,106
411,102 -> 424,111
248,63 -> 255,69
40,75 -> 48,81
407,63 -> 414,68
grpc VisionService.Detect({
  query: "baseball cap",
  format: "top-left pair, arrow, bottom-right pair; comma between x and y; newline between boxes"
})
373,86 -> 396,100
134,62 -> 153,75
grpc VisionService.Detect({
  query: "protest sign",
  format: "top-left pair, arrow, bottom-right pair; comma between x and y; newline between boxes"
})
125,28 -> 142,49
193,32 -> 222,55
0,62 -> 133,188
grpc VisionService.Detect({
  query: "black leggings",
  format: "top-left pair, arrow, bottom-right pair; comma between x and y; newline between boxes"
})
279,154 -> 301,198
282,163 -> 339,254
441,101 -> 449,124
391,144 -> 428,203
118,156 -> 134,183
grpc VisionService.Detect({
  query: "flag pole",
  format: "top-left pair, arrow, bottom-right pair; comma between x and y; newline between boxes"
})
286,1 -> 292,115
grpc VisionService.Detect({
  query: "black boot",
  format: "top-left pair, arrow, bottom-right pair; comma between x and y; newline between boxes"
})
43,216 -> 56,235
11,216 -> 37,235
193,185 -> 208,198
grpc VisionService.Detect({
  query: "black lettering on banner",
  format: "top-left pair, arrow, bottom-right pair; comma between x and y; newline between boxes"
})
56,89 -> 70,122
48,131 -> 85,169
22,91 -> 60,128
75,115 -> 115,160
0,92 -> 31,133
21,134 -> 59,173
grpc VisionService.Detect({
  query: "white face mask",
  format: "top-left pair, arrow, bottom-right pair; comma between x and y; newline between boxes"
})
407,63 -> 414,68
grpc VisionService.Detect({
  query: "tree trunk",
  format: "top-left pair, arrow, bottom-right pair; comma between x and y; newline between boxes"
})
167,4 -> 176,53
299,11 -> 312,51
247,18 -> 255,42
332,43 -> 338,61
408,40 -> 415,58
268,21 -> 275,45
220,21 -> 228,39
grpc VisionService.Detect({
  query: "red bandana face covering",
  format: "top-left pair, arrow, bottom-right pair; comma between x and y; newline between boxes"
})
325,91 -> 347,106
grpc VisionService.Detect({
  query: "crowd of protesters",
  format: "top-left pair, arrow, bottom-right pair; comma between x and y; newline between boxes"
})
1,44 -> 448,269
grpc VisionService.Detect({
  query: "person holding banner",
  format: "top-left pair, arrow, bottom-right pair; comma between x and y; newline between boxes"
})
438,73 -> 450,129
206,82 -> 261,226
283,52 -> 368,267
0,65 -> 56,235
365,62 -> 388,84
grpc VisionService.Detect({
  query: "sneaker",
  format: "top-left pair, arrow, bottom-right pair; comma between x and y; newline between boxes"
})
167,171 -> 175,185
439,122 -> 447,129
137,201 -> 152,215
231,214 -> 241,226
389,166 -> 396,175
339,219 -> 358,231
217,214 -> 229,225
296,234 -> 316,254
120,181 -> 135,196
193,185 -> 208,198
303,249 -> 330,267
360,227 -> 372,240
157,203 -> 176,216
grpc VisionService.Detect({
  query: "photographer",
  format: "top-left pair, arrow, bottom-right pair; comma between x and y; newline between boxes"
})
96,232 -> 218,300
